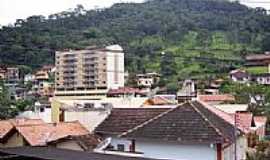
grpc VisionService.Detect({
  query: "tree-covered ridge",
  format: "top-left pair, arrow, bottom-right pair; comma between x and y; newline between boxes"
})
0,0 -> 270,79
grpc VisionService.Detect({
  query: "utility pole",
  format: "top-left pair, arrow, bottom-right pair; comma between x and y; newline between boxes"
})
234,113 -> 237,160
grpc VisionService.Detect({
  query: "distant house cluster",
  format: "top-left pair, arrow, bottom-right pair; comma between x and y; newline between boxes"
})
229,52 -> 270,85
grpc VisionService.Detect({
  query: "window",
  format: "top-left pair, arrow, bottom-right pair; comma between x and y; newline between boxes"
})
40,107 -> 45,112
117,144 -> 125,151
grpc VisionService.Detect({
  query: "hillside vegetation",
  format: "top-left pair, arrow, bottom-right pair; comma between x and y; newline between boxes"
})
1,0 -> 270,84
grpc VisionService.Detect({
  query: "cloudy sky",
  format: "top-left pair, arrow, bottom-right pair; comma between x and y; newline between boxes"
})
0,0 -> 269,26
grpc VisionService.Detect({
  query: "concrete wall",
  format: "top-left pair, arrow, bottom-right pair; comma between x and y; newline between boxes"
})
0,132 -> 25,148
51,98 -> 63,122
19,108 -> 52,123
55,140 -> 84,151
223,136 -> 247,160
64,110 -> 109,132
110,137 -> 217,160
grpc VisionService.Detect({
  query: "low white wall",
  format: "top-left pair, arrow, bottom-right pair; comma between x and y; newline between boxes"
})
110,137 -> 217,160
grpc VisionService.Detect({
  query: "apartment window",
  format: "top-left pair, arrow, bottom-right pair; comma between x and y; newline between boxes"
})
117,144 -> 125,152
40,107 -> 45,112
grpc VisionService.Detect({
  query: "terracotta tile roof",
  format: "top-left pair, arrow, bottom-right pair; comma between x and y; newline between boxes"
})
235,112 -> 253,133
198,94 -> 235,103
120,101 -> 237,144
16,121 -> 89,146
0,121 -> 14,139
107,87 -> 145,95
9,118 -> 45,126
0,118 -> 45,140
95,108 -> 169,135
144,96 -> 175,105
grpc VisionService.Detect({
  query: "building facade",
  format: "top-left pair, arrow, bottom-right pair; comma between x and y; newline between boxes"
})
55,45 -> 124,97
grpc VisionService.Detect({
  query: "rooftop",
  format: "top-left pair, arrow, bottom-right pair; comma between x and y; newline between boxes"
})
95,108 -> 169,135
246,54 -> 270,61
0,147 -> 158,160
107,87 -> 145,96
16,121 -> 89,146
120,101 -> 235,144
96,101 -> 266,145
0,118 -> 45,139
198,94 -> 235,103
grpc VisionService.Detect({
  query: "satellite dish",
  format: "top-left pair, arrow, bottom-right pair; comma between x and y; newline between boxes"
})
94,137 -> 112,152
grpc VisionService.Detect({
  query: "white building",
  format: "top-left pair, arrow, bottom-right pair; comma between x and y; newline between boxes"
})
136,72 -> 160,88
24,74 -> 35,84
18,100 -> 52,123
229,69 -> 250,83
105,45 -> 125,89
252,73 -> 270,85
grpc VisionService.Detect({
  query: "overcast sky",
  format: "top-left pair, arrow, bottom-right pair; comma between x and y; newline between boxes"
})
0,0 -> 270,26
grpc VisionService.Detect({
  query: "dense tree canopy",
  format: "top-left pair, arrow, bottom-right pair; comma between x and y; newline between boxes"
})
0,0 -> 270,80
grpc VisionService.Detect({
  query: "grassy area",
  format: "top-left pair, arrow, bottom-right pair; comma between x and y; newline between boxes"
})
245,66 -> 269,74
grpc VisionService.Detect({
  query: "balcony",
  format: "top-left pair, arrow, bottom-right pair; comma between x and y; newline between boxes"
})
61,65 -> 76,68
63,59 -> 77,63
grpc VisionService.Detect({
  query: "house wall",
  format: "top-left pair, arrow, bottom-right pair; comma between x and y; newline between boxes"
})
55,140 -> 84,151
255,77 -> 270,85
0,132 -> 25,148
110,137 -> 217,160
19,108 -> 52,123
51,99 -> 62,122
137,78 -> 154,87
223,136 -> 247,160
64,110 -> 109,132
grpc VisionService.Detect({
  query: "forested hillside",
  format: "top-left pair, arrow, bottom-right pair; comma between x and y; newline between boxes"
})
1,0 -> 270,84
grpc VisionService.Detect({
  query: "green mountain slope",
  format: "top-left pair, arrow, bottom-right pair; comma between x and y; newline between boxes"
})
1,0 -> 270,81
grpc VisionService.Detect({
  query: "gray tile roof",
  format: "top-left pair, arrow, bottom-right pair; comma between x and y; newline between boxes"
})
0,147 -> 160,160
120,101 -> 235,144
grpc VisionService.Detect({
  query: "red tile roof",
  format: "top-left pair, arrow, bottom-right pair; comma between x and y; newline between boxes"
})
107,87 -> 145,95
0,118 -> 45,139
144,96 -> 175,105
16,121 -> 89,146
235,112 -> 253,133
0,121 -> 14,139
198,94 -> 235,103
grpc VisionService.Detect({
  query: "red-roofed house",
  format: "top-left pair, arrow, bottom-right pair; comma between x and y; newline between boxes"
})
0,119 -> 100,151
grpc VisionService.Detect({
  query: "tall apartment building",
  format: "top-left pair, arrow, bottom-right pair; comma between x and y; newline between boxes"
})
55,45 -> 124,97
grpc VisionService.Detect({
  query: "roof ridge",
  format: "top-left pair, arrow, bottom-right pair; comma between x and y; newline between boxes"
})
189,101 -> 228,142
197,100 -> 236,127
119,106 -> 179,138
15,123 -> 48,127
158,95 -> 174,104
